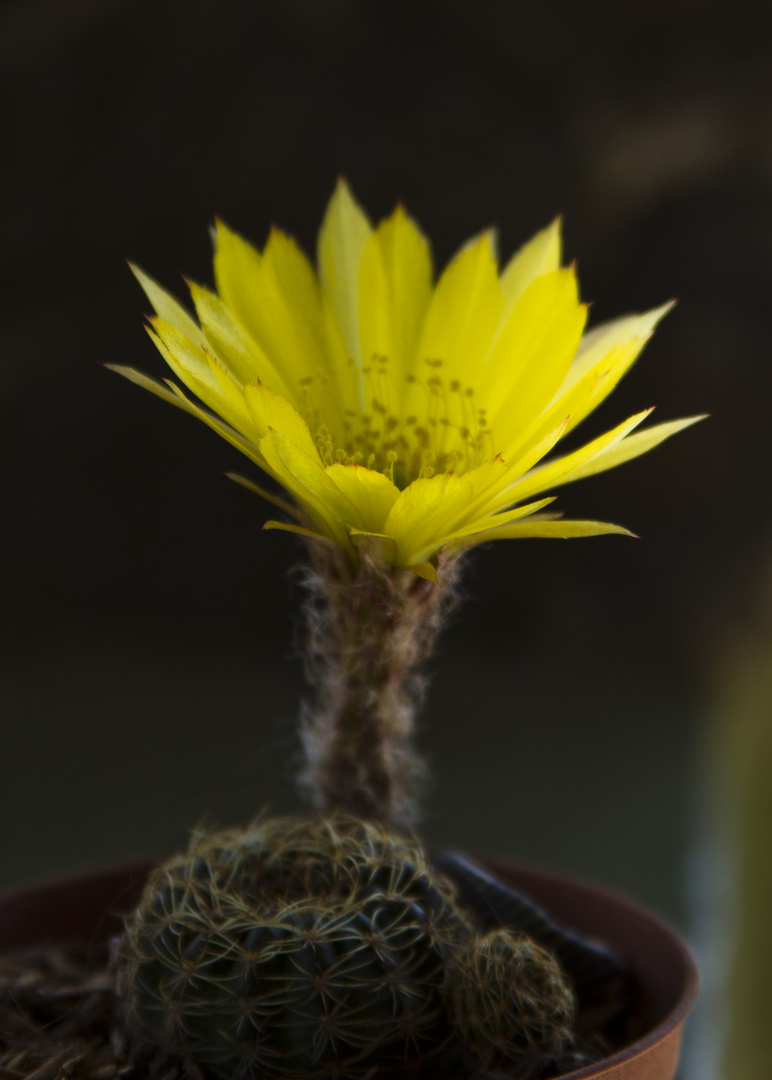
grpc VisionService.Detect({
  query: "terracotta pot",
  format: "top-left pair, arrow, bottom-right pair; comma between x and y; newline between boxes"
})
0,859 -> 697,1080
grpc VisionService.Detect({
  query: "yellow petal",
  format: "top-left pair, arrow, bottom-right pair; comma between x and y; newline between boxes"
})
225,472 -> 300,519
414,233 -> 500,389
498,217 -> 562,319
358,204 -> 433,395
204,352 -> 255,421
147,320 -> 256,437
216,223 -> 357,432
472,420 -> 569,516
408,497 -> 556,565
130,264 -> 204,344
324,463 -> 400,533
501,408 -> 654,506
560,302 -> 673,400
444,517 -> 634,554
507,337 -> 645,462
383,472 -> 475,566
260,230 -> 358,427
187,281 -> 292,397
212,219 -> 264,335
108,365 -> 268,470
246,229 -> 340,394
317,179 -> 372,366
263,520 -> 334,544
259,430 -> 359,551
244,381 -> 320,460
406,561 -> 438,583
559,414 -> 706,484
484,268 -> 587,445
107,363 -> 192,412
404,456 -> 509,539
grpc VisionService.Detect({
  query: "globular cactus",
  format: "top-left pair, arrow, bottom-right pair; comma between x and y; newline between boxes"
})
446,929 -> 575,1078
119,816 -> 471,1079
119,815 -> 576,1080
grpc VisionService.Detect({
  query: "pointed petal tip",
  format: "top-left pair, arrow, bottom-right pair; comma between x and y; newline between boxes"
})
261,519 -> 333,544
210,216 -> 229,242
648,299 -> 677,325
128,260 -> 152,287
267,222 -> 284,240
334,175 -> 355,199
657,412 -> 709,431
408,561 -> 439,583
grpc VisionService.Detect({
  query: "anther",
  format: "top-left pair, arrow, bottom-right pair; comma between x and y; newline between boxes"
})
385,450 -> 398,482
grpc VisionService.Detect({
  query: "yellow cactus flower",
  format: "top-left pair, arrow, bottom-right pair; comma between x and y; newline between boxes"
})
112,181 -> 701,582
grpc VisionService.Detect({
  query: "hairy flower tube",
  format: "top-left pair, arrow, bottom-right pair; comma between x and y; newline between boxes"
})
112,181 -> 700,584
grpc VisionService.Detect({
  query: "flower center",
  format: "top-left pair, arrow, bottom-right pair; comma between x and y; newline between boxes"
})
299,356 -> 495,488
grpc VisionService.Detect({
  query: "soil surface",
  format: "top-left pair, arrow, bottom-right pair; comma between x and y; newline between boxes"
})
0,941 -> 191,1080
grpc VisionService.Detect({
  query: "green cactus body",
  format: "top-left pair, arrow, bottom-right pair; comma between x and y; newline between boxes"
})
121,816 -> 471,1079
448,929 -> 576,1076
120,816 -> 574,1079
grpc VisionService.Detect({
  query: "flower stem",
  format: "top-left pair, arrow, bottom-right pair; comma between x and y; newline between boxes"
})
298,543 -> 460,827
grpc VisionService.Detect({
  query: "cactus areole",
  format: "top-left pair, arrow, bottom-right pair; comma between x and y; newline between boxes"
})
115,183 -> 701,1078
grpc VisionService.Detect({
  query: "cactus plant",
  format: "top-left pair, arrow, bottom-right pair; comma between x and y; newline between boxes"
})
114,181 -> 699,1078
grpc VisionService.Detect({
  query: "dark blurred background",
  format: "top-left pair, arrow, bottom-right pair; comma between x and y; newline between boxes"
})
2,2 -> 770,1071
